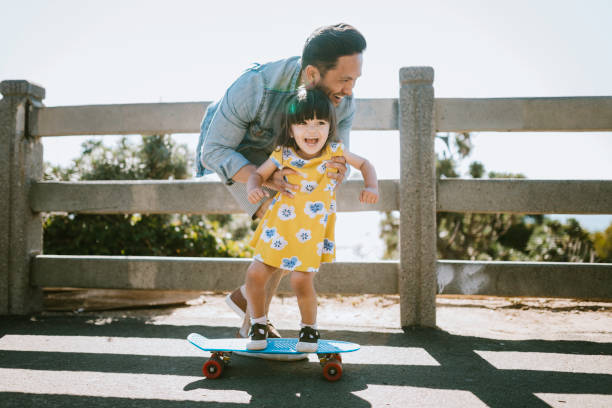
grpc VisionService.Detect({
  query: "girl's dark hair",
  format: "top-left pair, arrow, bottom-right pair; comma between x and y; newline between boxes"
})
302,23 -> 366,76
276,87 -> 337,152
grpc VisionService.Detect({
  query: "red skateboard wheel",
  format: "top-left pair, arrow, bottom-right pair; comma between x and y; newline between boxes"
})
203,358 -> 223,379
322,360 -> 342,382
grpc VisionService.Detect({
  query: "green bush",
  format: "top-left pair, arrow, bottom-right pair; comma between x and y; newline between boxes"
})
43,135 -> 253,258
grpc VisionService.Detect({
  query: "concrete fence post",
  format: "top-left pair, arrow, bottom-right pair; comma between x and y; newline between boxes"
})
0,80 -> 45,315
398,67 -> 437,327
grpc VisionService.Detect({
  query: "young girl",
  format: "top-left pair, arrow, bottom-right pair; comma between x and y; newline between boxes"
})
244,87 -> 379,351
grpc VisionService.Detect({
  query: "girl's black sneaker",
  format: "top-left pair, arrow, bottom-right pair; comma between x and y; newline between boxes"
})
296,326 -> 320,352
247,323 -> 268,350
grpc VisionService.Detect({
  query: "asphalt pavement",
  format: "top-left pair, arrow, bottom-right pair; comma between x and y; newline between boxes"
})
1,294 -> 611,407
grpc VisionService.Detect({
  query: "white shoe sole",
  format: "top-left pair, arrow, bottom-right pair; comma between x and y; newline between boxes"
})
296,342 -> 318,353
246,340 -> 267,350
225,293 -> 246,319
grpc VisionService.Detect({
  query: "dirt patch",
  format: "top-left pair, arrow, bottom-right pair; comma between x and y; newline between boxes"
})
41,289 -> 612,343
43,288 -> 205,312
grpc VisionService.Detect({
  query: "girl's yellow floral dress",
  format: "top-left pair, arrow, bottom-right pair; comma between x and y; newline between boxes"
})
249,142 -> 344,272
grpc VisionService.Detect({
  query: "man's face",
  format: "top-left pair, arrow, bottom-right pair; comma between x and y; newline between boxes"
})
314,53 -> 363,106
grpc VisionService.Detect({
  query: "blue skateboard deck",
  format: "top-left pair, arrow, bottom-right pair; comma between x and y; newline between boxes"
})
187,332 -> 358,381
187,333 -> 360,354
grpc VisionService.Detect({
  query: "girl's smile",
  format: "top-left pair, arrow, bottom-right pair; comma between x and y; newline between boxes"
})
291,116 -> 330,159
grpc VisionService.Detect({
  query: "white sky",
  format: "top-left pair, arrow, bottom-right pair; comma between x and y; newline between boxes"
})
2,0 -> 611,258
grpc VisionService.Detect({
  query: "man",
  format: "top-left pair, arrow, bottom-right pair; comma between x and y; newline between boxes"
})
195,23 -> 366,355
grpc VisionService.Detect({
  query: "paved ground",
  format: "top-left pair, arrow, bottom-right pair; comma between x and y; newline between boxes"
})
1,292 -> 611,407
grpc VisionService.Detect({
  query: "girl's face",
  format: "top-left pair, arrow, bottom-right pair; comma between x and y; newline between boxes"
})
290,116 -> 330,159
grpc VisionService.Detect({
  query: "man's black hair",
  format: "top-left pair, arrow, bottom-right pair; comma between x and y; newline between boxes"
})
302,23 -> 366,76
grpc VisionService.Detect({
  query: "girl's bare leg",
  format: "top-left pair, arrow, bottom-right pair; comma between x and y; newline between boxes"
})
290,271 -> 317,326
240,269 -> 289,337
245,260 -> 277,320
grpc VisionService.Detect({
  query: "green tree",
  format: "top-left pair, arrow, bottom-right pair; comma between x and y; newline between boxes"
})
593,223 -> 612,262
380,132 -> 601,263
43,135 -> 253,258
526,218 -> 597,262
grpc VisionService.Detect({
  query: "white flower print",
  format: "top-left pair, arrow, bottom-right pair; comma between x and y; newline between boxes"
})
317,161 -> 327,174
277,204 -> 296,220
319,212 -> 329,227
281,256 -> 302,271
329,200 -> 337,213
253,253 -> 264,262
301,180 -> 318,194
304,201 -> 325,218
271,236 -> 288,251
307,267 -> 319,272
291,158 -> 307,168
317,238 -> 335,256
324,183 -> 336,196
268,195 -> 280,210
261,226 -> 278,243
282,147 -> 293,161
330,142 -> 342,153
296,229 -> 312,243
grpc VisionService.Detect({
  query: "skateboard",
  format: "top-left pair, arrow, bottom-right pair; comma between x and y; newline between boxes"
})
187,333 -> 359,382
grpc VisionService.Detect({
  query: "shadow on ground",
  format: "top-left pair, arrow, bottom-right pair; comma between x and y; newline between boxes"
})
1,315 -> 611,407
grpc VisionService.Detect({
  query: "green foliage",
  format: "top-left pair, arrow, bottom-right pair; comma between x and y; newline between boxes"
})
436,212 -> 531,261
45,136 -> 189,181
469,161 -> 485,179
43,135 -> 253,258
380,211 -> 400,260
380,132 -> 606,263
593,223 -> 612,262
526,218 -> 596,262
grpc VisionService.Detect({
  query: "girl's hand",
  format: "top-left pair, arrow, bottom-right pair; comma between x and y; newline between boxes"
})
248,187 -> 269,204
360,187 -> 379,204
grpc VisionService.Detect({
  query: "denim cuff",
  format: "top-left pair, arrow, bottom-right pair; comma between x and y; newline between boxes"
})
219,152 -> 252,184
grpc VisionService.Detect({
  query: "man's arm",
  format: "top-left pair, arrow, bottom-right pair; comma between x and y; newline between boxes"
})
231,163 -> 258,183
199,69 -> 299,195
200,70 -> 262,183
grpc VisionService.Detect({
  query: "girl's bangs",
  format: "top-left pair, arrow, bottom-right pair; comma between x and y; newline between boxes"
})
288,90 -> 332,123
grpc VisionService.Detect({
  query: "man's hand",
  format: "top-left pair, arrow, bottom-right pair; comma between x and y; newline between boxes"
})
360,187 -> 379,204
263,168 -> 300,198
248,187 -> 269,204
326,156 -> 348,185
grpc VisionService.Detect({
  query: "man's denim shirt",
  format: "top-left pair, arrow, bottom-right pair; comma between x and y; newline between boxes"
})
195,56 -> 355,182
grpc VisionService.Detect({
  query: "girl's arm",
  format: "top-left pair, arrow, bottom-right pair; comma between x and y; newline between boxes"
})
343,151 -> 379,204
247,158 -> 279,204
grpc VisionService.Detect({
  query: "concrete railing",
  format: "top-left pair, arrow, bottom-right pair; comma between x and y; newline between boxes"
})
2,69 -> 612,327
